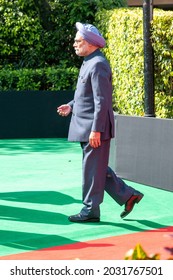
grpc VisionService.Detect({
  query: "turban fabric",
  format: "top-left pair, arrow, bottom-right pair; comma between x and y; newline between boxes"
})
75,22 -> 106,48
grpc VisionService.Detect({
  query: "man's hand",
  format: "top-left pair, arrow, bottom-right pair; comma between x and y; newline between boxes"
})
89,131 -> 101,148
57,104 -> 72,117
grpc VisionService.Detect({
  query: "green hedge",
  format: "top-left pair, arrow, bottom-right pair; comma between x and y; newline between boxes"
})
1,6 -> 173,119
0,0 -> 126,69
96,8 -> 173,119
0,66 -> 79,91
151,10 -> 173,118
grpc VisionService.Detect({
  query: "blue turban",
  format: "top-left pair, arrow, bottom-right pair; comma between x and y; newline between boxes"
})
75,22 -> 106,48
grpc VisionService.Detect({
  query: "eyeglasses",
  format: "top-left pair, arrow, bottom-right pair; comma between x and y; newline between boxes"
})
74,39 -> 84,44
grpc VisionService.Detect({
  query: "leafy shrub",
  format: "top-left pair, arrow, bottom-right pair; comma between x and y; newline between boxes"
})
125,243 -> 160,260
0,0 -> 43,68
97,8 -> 145,116
1,3 -> 173,119
125,243 -> 173,260
0,0 -> 126,69
96,8 -> 173,118
0,66 -> 78,91
151,10 -> 173,118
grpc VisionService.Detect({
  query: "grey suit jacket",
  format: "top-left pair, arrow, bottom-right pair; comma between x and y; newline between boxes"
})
68,49 -> 115,142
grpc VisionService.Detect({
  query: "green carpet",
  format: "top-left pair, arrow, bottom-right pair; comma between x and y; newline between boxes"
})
0,138 -> 172,257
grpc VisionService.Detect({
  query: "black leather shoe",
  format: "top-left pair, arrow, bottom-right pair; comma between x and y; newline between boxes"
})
120,191 -> 144,218
68,213 -> 100,223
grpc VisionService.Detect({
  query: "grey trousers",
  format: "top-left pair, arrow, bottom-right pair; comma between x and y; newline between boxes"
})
80,140 -> 135,218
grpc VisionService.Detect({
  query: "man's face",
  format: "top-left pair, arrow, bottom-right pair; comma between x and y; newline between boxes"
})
73,31 -> 90,57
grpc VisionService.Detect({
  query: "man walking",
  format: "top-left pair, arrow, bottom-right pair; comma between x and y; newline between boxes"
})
57,22 -> 144,222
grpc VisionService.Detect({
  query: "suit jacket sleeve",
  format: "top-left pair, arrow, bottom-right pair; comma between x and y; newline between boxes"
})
68,100 -> 74,109
90,61 -> 112,132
